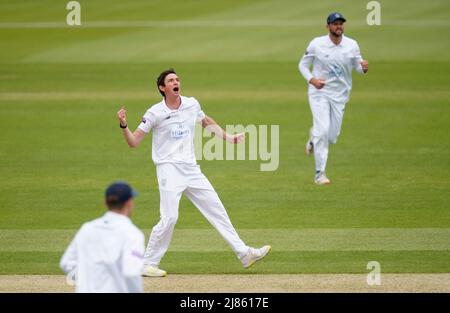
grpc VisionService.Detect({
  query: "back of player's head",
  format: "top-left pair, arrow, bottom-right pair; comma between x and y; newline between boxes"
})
105,181 -> 138,210
156,68 -> 176,97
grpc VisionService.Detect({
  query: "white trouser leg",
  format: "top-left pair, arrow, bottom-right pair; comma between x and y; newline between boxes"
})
309,95 -> 331,173
328,100 -> 345,144
144,164 -> 184,266
184,172 -> 249,259
144,190 -> 182,266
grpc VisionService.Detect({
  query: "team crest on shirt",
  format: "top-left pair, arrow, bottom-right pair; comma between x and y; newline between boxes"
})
170,123 -> 190,139
328,63 -> 343,78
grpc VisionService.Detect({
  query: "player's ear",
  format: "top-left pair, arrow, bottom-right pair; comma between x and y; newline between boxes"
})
159,85 -> 165,92
125,198 -> 134,216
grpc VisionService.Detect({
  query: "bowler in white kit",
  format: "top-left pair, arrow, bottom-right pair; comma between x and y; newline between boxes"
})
117,69 -> 271,277
299,12 -> 369,184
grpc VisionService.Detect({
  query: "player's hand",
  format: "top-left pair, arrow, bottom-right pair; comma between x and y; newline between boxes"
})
226,133 -> 245,144
310,78 -> 326,89
233,132 -> 245,144
117,106 -> 127,126
360,60 -> 369,73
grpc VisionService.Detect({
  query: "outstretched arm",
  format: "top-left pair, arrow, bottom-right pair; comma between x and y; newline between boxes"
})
201,115 -> 244,144
117,106 -> 147,148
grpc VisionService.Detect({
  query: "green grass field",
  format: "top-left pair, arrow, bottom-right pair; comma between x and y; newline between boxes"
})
0,0 -> 449,275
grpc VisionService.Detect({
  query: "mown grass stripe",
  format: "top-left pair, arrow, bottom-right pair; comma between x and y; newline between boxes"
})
1,251 -> 450,274
1,20 -> 449,29
1,228 -> 449,252
1,90 -> 449,101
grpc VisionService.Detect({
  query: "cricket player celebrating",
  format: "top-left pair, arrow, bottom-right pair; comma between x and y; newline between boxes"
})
299,12 -> 369,184
117,69 -> 271,277
60,182 -> 145,293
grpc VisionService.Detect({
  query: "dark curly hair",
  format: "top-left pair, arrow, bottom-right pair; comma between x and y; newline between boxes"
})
156,68 -> 176,97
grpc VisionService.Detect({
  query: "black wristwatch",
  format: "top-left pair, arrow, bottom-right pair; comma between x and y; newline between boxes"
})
120,123 -> 127,129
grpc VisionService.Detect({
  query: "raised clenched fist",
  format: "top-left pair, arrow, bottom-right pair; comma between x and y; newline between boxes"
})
117,106 -> 127,126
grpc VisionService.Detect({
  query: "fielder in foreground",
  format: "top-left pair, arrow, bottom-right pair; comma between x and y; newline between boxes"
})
60,182 -> 145,293
299,12 -> 369,184
117,69 -> 271,277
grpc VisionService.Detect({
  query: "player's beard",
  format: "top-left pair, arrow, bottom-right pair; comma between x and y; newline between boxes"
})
330,29 -> 343,38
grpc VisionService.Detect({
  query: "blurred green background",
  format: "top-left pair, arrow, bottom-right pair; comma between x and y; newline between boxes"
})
0,0 -> 449,274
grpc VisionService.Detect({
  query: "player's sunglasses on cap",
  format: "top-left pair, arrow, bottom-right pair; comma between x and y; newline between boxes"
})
327,12 -> 346,24
105,181 -> 138,205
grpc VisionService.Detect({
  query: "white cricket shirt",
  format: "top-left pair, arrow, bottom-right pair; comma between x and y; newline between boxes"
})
299,35 -> 365,103
138,96 -> 205,165
60,211 -> 145,293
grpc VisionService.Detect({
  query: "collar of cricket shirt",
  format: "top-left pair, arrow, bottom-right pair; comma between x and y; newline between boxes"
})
163,96 -> 184,114
104,211 -> 131,223
327,34 -> 345,48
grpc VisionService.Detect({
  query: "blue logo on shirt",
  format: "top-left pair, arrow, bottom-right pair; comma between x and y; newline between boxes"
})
328,64 -> 343,78
170,123 -> 190,139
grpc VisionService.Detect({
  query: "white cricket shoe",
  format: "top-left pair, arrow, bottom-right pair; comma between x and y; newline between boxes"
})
240,245 -> 272,269
142,264 -> 167,277
314,172 -> 331,185
305,128 -> 314,156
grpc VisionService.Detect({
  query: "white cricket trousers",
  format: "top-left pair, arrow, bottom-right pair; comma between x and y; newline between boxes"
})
309,95 -> 346,173
144,163 -> 249,266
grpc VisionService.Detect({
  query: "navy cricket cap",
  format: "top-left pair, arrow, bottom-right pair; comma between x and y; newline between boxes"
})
105,181 -> 138,207
327,12 -> 346,24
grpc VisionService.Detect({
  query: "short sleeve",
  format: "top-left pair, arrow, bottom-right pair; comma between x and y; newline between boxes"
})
122,231 -> 145,277
138,111 -> 156,133
193,98 -> 206,123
